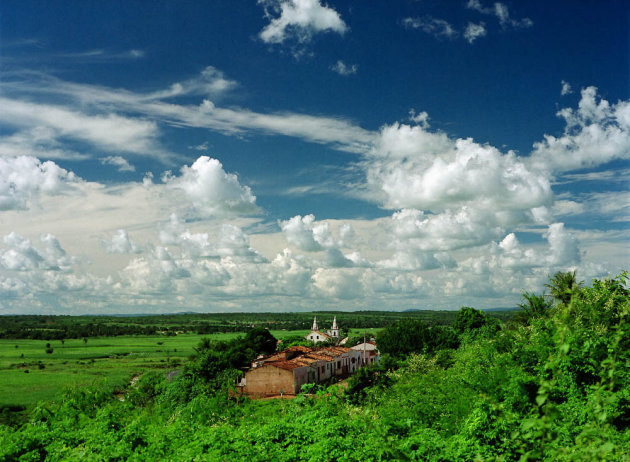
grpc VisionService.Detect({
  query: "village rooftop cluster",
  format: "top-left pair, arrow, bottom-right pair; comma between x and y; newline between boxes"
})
238,318 -> 378,397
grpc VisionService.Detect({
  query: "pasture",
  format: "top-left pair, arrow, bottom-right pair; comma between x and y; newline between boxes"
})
0,328 -> 382,413
0,333 -> 241,410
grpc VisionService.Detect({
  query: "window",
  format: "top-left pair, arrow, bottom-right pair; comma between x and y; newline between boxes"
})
351,358 -> 355,364
316,335 -> 319,339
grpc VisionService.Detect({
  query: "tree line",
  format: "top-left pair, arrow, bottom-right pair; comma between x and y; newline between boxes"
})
0,309 -> 515,340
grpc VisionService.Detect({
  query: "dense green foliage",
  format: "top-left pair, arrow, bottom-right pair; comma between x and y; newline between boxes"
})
546,270 -> 584,306
1,273 -> 627,460
188,328 -> 277,385
516,291 -> 554,325
377,319 -> 459,358
453,306 -> 496,332
276,335 -> 313,351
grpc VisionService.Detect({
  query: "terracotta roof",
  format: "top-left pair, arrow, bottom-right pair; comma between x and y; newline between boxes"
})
251,345 -> 358,371
314,346 -> 351,356
260,362 -> 297,371
264,356 -> 320,371
304,353 -> 335,361
285,345 -> 312,353
257,345 -> 312,362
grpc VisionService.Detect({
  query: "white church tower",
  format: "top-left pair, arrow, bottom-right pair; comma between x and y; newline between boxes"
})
330,316 -> 340,338
305,316 -> 346,344
306,316 -> 331,343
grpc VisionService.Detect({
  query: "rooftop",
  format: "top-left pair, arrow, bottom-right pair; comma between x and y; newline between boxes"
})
253,345 -> 354,370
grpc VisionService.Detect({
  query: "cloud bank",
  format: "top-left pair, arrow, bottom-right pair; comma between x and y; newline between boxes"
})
0,72 -> 627,314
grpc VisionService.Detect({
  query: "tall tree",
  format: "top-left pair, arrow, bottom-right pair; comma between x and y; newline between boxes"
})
243,327 -> 277,355
545,271 -> 584,305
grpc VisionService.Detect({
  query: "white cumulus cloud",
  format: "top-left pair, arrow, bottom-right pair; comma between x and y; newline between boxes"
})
163,156 -> 257,217
366,122 -> 552,213
530,86 -> 630,172
281,214 -> 332,251
259,0 -> 348,44
0,156 -> 79,211
281,214 -> 359,254
103,229 -> 143,254
0,232 -> 76,272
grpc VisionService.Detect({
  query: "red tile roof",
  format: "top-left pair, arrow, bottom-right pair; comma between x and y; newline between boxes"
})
251,345 -> 357,371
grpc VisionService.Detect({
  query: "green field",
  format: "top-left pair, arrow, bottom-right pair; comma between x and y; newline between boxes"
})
0,332 -> 258,410
0,328 -> 380,411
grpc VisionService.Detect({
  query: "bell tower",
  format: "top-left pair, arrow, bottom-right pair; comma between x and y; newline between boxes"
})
330,316 -> 339,338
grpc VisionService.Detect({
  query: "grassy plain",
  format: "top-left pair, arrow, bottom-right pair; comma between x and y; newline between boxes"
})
1,333 -> 243,410
0,328 -> 384,411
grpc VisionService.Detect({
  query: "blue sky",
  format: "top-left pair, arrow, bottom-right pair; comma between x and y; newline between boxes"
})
0,0 -> 628,314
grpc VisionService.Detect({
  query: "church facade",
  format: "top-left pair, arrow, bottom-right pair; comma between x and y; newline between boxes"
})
305,316 -> 340,343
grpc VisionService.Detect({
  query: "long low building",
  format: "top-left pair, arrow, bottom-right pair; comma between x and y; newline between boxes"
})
238,345 -> 364,396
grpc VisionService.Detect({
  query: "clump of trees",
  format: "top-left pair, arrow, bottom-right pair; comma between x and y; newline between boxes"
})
453,306 -> 497,332
276,335 -> 313,350
376,319 -> 459,359
160,327 -> 278,403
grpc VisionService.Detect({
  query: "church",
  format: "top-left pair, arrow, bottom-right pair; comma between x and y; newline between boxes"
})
305,316 -> 341,344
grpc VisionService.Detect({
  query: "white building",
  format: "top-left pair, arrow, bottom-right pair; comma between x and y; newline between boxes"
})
306,316 -> 340,344
351,341 -> 379,366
